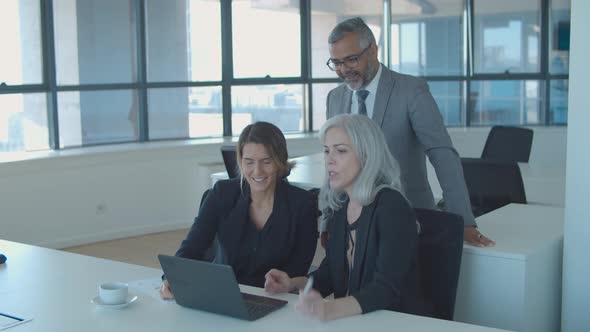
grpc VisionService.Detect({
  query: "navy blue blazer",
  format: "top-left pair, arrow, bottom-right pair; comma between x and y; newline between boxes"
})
311,188 -> 424,314
175,178 -> 319,287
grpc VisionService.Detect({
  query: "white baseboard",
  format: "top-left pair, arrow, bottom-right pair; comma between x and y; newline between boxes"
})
38,221 -> 191,249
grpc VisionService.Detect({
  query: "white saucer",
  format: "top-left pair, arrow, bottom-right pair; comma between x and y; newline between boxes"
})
91,295 -> 138,308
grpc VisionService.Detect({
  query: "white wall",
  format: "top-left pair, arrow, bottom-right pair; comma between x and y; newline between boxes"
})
562,0 -> 590,330
0,136 -> 321,248
0,127 -> 565,249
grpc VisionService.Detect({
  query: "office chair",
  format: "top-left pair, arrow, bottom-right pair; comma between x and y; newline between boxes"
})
220,145 -> 239,178
461,157 -> 527,217
199,189 -> 218,262
173,189 -> 218,262
415,208 -> 464,321
307,187 -> 322,273
307,188 -> 321,221
481,126 -> 534,163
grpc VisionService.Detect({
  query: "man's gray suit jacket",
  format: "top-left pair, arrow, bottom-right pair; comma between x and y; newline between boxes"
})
326,64 -> 476,226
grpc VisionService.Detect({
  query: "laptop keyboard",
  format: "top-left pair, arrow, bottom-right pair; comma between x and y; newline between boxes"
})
245,301 -> 275,319
241,292 -> 286,320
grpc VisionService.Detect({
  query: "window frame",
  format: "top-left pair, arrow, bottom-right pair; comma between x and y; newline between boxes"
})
0,0 -> 569,154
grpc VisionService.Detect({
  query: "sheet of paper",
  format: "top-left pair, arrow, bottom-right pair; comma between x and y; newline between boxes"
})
0,312 -> 32,331
126,277 -> 175,304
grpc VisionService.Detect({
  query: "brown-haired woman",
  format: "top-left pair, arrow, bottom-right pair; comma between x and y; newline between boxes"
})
160,122 -> 318,299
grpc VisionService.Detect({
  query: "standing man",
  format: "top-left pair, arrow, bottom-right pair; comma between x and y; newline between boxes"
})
325,17 -> 494,247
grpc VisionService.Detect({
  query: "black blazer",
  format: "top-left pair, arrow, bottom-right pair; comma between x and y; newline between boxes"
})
311,188 -> 423,314
175,178 -> 318,287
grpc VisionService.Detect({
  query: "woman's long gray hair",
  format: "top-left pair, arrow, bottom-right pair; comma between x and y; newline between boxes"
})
318,114 -> 404,224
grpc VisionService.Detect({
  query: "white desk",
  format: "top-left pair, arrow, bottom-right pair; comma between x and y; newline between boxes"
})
0,240 -> 508,332
210,153 -> 325,190
212,153 -> 566,207
426,162 -> 565,207
454,204 -> 564,332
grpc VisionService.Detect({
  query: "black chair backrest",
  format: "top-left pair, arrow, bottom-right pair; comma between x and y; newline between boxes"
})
415,208 -> 464,321
461,157 -> 527,217
221,145 -> 239,179
308,188 -> 320,210
198,189 -> 217,262
481,125 -> 534,163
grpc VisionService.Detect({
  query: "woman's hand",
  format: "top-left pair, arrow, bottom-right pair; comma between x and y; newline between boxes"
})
159,280 -> 175,300
264,269 -> 292,294
295,289 -> 327,320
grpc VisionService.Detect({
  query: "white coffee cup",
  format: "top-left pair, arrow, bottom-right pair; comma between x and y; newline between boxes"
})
98,282 -> 128,305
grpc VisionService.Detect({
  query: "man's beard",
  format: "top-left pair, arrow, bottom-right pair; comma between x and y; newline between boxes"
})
340,62 -> 376,90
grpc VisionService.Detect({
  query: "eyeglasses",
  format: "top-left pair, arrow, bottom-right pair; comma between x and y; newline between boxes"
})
326,45 -> 371,71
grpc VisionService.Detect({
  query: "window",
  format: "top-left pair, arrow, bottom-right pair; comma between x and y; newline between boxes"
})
53,0 -> 136,85
550,80 -> 568,124
0,1 -> 572,155
0,0 -> 43,86
58,90 -> 139,147
390,0 -> 464,76
473,0 -> 541,74
549,0 -> 570,74
0,0 -> 47,153
470,80 -> 543,126
429,81 -> 463,126
231,85 -> 304,134
232,0 -> 301,78
311,83 -> 339,131
145,0 -> 222,82
148,86 -> 223,139
0,93 -> 49,152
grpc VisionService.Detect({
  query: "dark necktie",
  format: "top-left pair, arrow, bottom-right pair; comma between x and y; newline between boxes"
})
357,90 -> 369,116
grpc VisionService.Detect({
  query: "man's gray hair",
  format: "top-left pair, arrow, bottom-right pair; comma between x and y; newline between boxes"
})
328,17 -> 376,49
318,114 -> 405,224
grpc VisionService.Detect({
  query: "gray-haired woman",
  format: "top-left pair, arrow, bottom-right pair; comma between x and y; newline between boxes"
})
265,114 -> 424,320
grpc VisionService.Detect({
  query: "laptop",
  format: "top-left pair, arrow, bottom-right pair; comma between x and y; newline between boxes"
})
157,254 -> 288,321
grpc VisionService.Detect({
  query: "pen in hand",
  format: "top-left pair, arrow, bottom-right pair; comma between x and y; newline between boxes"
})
298,276 -> 323,318
302,276 -> 314,295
